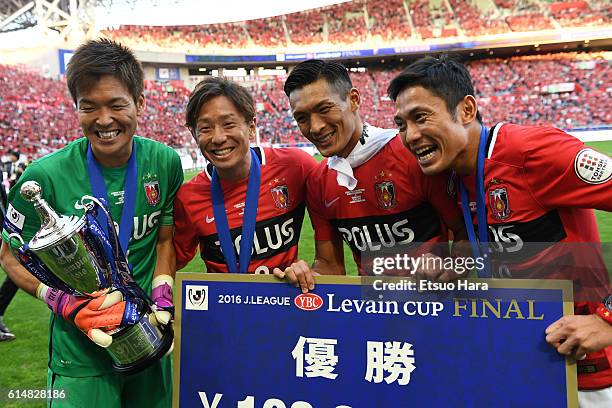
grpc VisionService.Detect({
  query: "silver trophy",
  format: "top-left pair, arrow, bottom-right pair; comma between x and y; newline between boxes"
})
8,181 -> 173,374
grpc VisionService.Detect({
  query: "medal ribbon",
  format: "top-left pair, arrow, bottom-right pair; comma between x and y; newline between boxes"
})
458,125 -> 491,278
86,141 -> 138,256
211,148 -> 261,273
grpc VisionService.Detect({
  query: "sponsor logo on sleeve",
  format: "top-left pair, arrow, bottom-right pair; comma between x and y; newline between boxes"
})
6,204 -> 25,231
574,148 -> 612,184
186,285 -> 208,311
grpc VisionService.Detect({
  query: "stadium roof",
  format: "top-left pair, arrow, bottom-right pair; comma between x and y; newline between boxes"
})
0,0 -> 350,33
95,0 -> 349,27
0,0 -> 36,32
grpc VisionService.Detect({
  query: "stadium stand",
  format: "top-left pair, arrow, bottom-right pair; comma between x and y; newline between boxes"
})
324,1 -> 369,45
548,1 -> 609,28
0,52 -> 610,157
0,65 -> 192,158
366,0 -> 412,41
104,22 -> 250,52
284,9 -> 325,46
447,0 -> 509,36
0,65 -> 79,157
102,0 -> 611,51
245,16 -> 287,48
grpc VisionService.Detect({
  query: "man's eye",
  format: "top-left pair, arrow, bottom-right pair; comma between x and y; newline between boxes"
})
79,106 -> 94,112
224,122 -> 237,128
198,127 -> 211,133
415,114 -> 427,123
320,106 -> 331,114
112,105 -> 127,110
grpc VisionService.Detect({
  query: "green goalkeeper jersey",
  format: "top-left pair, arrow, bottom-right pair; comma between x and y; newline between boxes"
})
3,136 -> 183,376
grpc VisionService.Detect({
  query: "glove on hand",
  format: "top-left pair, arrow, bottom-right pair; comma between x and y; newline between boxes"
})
37,284 -> 125,348
150,274 -> 174,326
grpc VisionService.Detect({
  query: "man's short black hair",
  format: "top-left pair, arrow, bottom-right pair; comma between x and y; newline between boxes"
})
8,149 -> 19,159
66,38 -> 144,104
284,59 -> 352,99
387,54 -> 482,123
185,77 -> 256,137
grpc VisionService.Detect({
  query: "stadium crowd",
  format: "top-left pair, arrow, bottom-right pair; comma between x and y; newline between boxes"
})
325,1 -> 369,45
0,65 -> 192,158
367,0 -> 412,41
102,0 -> 611,51
0,52 -> 609,158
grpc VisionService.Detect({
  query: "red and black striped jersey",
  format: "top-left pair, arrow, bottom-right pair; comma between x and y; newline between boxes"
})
174,146 -> 317,274
461,122 -> 612,390
307,135 -> 463,275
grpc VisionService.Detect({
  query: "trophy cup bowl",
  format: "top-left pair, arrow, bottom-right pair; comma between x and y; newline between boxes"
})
10,181 -> 173,374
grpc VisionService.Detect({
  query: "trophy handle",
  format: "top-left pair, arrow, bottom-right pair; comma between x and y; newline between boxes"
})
79,195 -> 113,221
79,195 -> 152,305
7,233 -> 25,249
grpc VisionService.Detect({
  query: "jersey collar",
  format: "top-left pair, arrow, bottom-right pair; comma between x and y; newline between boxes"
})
485,122 -> 504,159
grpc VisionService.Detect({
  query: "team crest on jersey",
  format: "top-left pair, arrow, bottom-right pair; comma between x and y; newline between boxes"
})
271,185 -> 290,209
141,172 -> 161,207
144,181 -> 160,206
269,177 -> 290,209
488,187 -> 511,221
374,170 -> 396,210
574,148 -> 612,185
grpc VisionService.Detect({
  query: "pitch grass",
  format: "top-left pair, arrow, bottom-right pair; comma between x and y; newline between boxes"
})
1,142 -> 611,407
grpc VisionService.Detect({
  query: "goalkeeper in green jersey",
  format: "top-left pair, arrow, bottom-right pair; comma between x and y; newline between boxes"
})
0,39 -> 182,408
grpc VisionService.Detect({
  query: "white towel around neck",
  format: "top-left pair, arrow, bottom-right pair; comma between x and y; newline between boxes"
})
327,123 -> 397,190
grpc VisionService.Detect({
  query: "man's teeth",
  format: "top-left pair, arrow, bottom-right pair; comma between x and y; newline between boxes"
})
419,151 -> 436,162
415,146 -> 433,155
97,130 -> 120,139
317,132 -> 334,143
414,146 -> 437,161
213,147 -> 233,156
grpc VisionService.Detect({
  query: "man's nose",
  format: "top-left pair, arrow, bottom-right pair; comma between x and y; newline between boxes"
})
95,108 -> 113,127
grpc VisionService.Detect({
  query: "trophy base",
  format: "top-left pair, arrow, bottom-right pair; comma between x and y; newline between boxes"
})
106,312 -> 174,375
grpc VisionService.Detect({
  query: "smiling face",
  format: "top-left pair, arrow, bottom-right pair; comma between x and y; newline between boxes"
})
289,78 -> 361,158
194,95 -> 255,181
393,85 -> 472,175
76,75 -> 144,168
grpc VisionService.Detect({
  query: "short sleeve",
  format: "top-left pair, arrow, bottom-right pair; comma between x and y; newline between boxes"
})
305,169 -> 335,241
160,150 -> 184,226
2,162 -> 50,246
173,186 -> 199,270
522,127 -> 612,211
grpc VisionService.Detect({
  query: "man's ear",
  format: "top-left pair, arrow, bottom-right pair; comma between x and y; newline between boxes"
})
248,118 -> 257,143
349,88 -> 360,112
136,94 -> 146,116
458,95 -> 478,125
